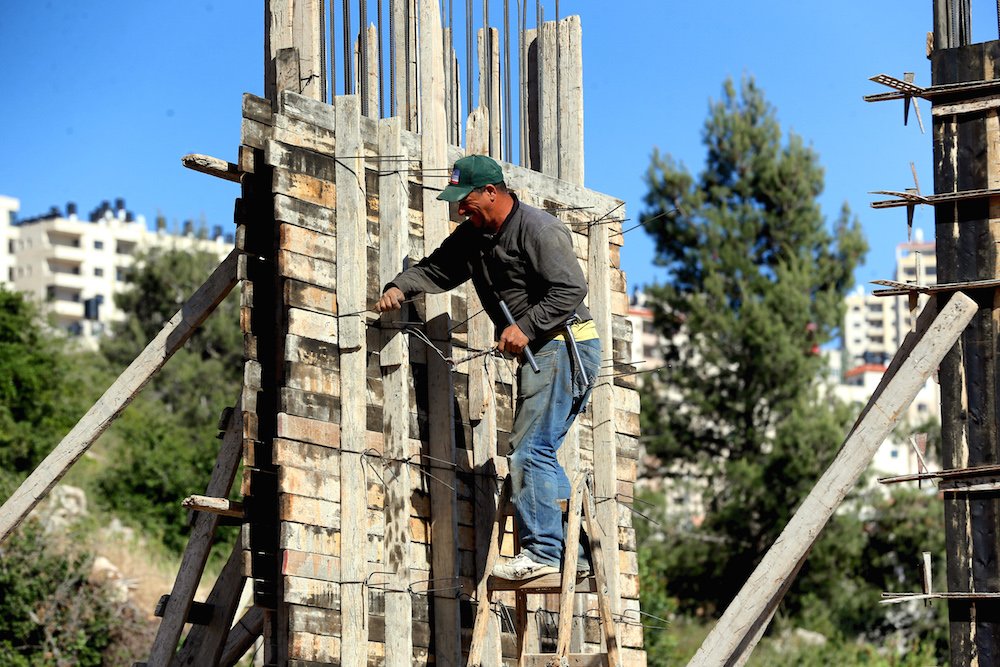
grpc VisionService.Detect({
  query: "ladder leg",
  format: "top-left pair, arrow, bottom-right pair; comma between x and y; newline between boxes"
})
468,477 -> 511,665
583,476 -> 621,667
555,472 -> 586,658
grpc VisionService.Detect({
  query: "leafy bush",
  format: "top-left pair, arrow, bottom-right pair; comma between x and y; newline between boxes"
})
0,519 -> 154,666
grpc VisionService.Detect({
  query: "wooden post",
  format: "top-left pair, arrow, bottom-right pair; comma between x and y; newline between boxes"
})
0,251 -> 239,545
266,0 -> 325,101
537,21 -> 558,177
365,24 -> 380,118
335,94 -> 369,667
588,200 -> 621,615
557,16 -> 584,186
379,115 -> 415,667
466,107 -> 503,665
419,1 -> 462,664
687,292 -> 979,667
932,38 -> 1000,666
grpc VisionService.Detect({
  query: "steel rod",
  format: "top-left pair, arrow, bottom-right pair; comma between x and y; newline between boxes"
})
343,0 -> 353,94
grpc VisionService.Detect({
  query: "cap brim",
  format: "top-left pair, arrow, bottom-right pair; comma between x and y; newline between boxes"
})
436,184 -> 474,202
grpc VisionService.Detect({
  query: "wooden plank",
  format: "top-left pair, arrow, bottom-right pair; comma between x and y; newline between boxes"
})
285,360 -> 341,396
279,222 -> 338,263
378,116 -> 416,667
172,540 -> 247,666
218,607 -> 265,667
275,193 -> 337,237
582,481 -> 621,666
274,168 -> 337,208
243,92 -> 274,125
0,250 -> 238,544
277,412 -> 341,448
537,21 -> 558,177
587,199 -> 621,614
556,473 -> 586,658
285,279 -> 337,316
181,153 -> 243,183
335,94 -> 369,667
289,604 -> 342,636
283,551 -> 342,582
364,23 -> 379,117
181,495 -> 244,519
463,104 -> 503,666
419,2 -> 462,664
266,0 -> 324,101
521,654 -> 608,667
287,307 -> 338,345
557,16 -> 584,186
688,292 -> 979,666
467,480 -> 512,666
280,523 -> 340,556
279,492 -> 340,527
274,114 -> 337,156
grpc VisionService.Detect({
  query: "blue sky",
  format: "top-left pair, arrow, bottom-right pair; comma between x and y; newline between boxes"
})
2,1 -> 996,293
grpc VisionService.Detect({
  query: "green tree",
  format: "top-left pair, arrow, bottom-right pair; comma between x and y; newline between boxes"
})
96,247 -> 241,552
638,77 -> 867,617
0,288 -> 103,485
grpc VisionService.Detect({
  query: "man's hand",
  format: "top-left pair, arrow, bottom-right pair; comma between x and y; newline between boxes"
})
498,323 -> 529,356
377,286 -> 406,312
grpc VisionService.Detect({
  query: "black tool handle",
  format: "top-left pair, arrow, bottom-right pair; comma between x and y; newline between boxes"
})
499,300 -> 540,373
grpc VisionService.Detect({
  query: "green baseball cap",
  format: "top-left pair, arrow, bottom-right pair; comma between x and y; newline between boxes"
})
436,155 -> 504,202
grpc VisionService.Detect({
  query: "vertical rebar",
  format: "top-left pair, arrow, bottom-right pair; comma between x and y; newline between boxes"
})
343,0 -> 353,94
467,0 -> 474,118
320,0 -> 329,102
518,0 -> 526,165
329,0 -> 338,101
484,0 -> 491,142
378,0 -> 385,116
389,0 -> 396,115
360,0 -> 369,115
504,0 -> 512,160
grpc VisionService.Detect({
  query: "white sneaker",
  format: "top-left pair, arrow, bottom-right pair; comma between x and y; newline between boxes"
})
492,553 -> 559,581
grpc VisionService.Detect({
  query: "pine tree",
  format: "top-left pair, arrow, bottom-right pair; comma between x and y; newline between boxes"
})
638,77 -> 867,615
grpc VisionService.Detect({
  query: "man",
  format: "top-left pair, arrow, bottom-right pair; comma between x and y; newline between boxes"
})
377,154 -> 601,581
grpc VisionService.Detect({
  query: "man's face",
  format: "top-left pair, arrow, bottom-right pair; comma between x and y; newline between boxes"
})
457,187 -> 490,229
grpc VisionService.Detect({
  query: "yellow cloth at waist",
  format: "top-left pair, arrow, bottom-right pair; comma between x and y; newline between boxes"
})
546,319 -> 598,343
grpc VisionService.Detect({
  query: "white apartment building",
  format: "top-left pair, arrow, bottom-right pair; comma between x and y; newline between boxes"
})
625,290 -> 664,369
844,230 -> 936,367
1,196 -> 231,346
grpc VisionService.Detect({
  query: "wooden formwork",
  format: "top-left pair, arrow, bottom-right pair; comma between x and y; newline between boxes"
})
235,88 -> 646,666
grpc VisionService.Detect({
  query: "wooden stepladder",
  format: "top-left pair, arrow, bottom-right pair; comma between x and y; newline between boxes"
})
468,471 -> 620,667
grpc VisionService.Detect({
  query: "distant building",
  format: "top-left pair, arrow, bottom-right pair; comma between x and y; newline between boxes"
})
1,196 -> 230,346
844,230 -> 936,367
836,229 -> 939,477
625,289 -> 665,370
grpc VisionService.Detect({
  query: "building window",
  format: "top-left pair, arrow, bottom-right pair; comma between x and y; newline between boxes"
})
116,267 -> 126,281
94,240 -> 104,250
890,449 -> 899,458
94,267 -> 104,277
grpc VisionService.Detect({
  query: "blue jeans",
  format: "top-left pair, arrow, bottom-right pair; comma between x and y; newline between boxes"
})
509,336 -> 602,566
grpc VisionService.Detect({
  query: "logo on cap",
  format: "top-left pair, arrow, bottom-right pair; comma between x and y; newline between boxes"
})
450,168 -> 461,185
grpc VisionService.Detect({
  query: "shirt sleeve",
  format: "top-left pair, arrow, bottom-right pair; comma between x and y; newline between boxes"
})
385,225 -> 473,297
514,223 -> 588,340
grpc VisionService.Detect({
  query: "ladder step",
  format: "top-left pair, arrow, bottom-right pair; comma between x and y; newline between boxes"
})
154,595 -> 215,625
521,653 -> 609,667
488,573 -> 595,594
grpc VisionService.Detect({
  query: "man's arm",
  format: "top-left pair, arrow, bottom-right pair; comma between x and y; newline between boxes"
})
378,224 -> 474,309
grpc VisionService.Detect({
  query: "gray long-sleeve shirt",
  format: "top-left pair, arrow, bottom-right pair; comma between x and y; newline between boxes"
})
387,196 -> 591,342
